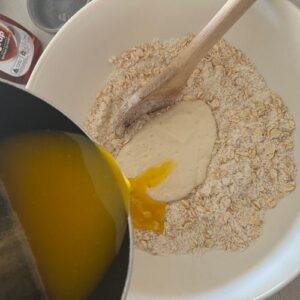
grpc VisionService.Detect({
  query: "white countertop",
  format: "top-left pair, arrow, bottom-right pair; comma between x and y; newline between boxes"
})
1,0 -> 54,48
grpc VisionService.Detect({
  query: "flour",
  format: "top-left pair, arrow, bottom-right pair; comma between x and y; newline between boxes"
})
117,100 -> 217,202
86,35 -> 296,255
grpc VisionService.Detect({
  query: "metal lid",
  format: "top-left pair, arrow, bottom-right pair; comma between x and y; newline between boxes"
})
27,0 -> 91,33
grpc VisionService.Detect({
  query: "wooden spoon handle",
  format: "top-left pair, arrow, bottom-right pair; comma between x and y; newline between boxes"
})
114,0 -> 256,134
155,0 -> 257,96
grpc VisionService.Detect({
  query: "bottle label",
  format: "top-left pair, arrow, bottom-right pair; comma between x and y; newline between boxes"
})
0,20 -> 35,77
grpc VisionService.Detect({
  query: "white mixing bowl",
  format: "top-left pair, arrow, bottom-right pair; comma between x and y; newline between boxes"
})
27,0 -> 300,299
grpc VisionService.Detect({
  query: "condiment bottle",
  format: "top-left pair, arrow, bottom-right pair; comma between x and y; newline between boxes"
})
0,15 -> 41,84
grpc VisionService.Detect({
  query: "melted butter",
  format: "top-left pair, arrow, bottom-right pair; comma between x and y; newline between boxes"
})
0,131 -> 127,300
98,146 -> 173,234
128,161 -> 175,234
0,129 -> 174,299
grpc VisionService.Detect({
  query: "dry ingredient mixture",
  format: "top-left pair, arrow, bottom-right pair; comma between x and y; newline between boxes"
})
86,34 -> 296,255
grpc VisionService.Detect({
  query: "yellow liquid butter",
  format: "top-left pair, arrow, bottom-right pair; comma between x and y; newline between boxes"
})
101,147 -> 173,234
0,131 -> 127,300
129,161 -> 174,234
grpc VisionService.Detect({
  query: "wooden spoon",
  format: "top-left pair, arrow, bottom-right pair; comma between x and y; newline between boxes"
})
114,0 -> 256,135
